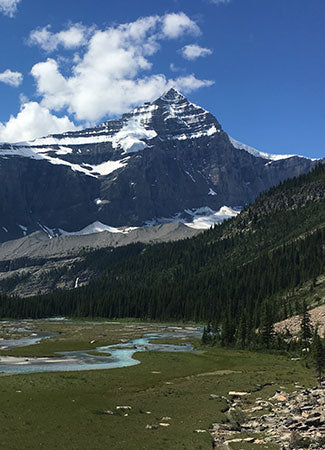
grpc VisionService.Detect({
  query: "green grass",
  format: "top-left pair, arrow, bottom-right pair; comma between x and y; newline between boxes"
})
148,338 -> 192,345
0,321 -> 179,357
0,321 -> 317,449
0,339 -> 102,357
0,330 -> 316,450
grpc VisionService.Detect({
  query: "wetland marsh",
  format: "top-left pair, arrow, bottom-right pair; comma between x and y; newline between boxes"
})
0,319 -> 315,449
0,319 -> 201,374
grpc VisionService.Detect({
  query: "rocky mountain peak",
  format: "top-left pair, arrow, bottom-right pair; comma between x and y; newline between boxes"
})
95,88 -> 222,147
156,87 -> 186,103
0,87 -> 320,244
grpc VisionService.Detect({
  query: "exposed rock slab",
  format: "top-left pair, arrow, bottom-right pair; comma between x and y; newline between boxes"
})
210,385 -> 325,449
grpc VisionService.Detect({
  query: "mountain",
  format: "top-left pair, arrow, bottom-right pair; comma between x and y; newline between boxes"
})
0,221 -> 202,297
0,88 -> 320,243
0,163 -> 324,316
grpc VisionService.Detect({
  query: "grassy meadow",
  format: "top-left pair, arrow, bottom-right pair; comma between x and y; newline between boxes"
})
0,321 -> 315,450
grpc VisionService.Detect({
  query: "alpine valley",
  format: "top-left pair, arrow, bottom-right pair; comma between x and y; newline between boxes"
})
0,88 -> 320,245
0,90 -> 325,450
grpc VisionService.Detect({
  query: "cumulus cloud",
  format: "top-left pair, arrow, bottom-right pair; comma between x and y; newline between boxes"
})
30,13 -> 213,122
181,44 -> 213,60
0,102 -> 80,142
161,12 -> 200,38
0,13 -> 213,141
29,24 -> 92,52
0,0 -> 21,17
0,69 -> 23,87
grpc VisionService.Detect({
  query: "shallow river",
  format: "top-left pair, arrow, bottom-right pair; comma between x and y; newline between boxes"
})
0,324 -> 201,375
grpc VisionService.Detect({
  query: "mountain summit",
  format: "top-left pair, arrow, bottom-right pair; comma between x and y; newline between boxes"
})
0,90 -> 320,242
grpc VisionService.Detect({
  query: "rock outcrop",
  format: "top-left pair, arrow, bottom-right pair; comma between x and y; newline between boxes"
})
210,385 -> 325,449
275,304 -> 325,338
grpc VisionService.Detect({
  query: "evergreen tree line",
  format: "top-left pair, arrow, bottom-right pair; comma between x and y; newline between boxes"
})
0,164 -> 323,329
0,224 -> 323,324
202,300 -> 325,383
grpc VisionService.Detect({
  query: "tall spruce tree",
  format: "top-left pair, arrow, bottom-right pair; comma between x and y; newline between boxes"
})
259,303 -> 275,349
312,330 -> 325,385
221,314 -> 234,347
201,326 -> 210,345
236,312 -> 247,349
300,301 -> 313,346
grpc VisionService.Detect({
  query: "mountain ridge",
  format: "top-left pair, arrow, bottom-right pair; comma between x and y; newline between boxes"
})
0,88 -> 321,243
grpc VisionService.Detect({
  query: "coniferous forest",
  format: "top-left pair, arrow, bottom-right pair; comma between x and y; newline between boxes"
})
0,164 -> 324,346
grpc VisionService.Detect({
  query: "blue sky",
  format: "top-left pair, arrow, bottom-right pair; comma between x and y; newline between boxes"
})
0,0 -> 324,158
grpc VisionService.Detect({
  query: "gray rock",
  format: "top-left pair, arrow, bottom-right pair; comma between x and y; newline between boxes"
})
211,385 -> 325,449
209,394 -> 219,400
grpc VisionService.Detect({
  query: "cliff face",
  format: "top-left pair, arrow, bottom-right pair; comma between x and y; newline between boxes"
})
0,88 -> 320,242
0,157 -> 99,234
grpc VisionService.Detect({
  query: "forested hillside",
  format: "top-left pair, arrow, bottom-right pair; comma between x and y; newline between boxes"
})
1,164 -> 324,330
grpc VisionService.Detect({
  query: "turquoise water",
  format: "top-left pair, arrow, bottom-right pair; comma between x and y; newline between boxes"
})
0,326 -> 201,375
0,331 -> 56,350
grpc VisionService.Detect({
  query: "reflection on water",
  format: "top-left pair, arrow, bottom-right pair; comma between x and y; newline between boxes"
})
0,325 -> 201,375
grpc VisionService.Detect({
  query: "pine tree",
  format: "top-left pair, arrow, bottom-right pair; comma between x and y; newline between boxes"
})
236,312 -> 247,349
300,301 -> 313,346
312,330 -> 325,385
201,326 -> 210,345
220,314 -> 234,347
259,303 -> 275,349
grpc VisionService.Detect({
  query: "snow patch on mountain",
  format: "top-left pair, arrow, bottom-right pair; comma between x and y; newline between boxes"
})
175,125 -> 219,141
30,104 -> 159,153
111,118 -> 157,153
229,137 -> 296,161
0,146 -> 44,160
185,206 -> 239,229
0,145 -> 128,178
129,104 -> 159,123
38,223 -> 56,238
90,158 -> 129,176
30,134 -> 115,146
59,221 -> 138,236
18,224 -> 28,236
36,206 -> 238,239
145,205 -> 240,229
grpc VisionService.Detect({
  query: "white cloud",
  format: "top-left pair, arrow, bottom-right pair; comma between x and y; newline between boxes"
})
0,102 -> 79,142
170,63 -> 182,72
29,24 -> 92,52
0,13 -> 213,141
0,69 -> 23,87
30,13 -> 213,122
210,0 -> 231,4
161,12 -> 200,39
171,74 -> 214,93
0,0 -> 21,17
181,44 -> 213,60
